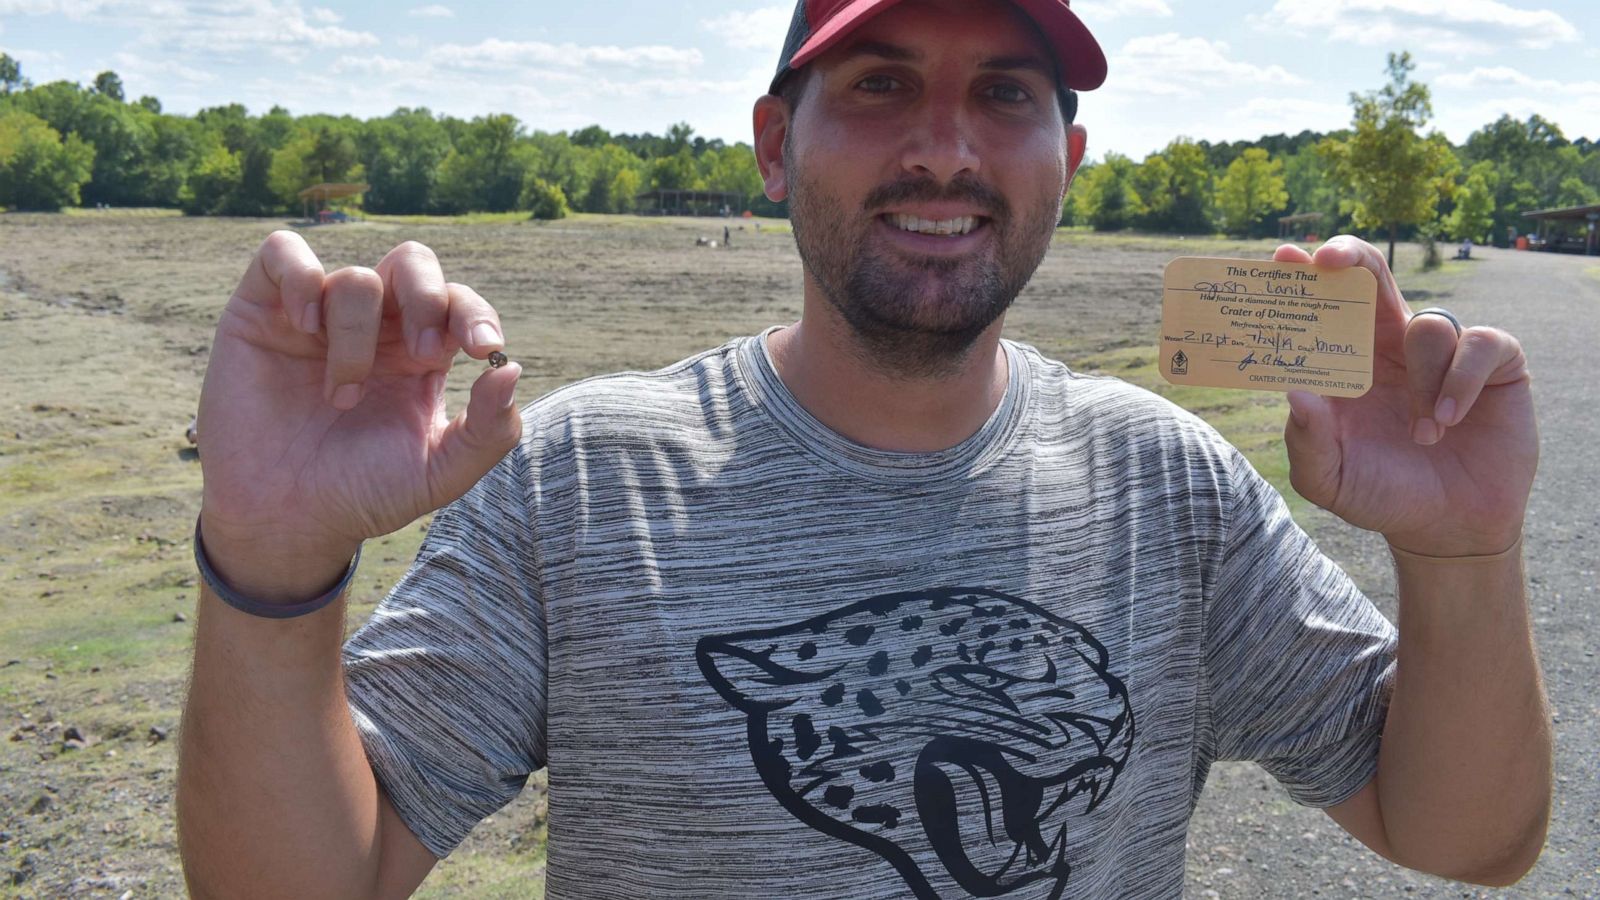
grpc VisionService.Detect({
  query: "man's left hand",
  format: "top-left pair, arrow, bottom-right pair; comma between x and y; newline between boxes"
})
1272,236 -> 1537,557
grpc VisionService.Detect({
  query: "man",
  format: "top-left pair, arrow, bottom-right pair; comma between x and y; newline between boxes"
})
176,1 -> 1551,897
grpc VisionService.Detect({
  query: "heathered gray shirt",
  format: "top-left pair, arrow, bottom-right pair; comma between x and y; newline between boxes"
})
343,331 -> 1397,899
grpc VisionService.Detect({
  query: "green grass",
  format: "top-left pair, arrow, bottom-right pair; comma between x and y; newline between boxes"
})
60,207 -> 185,218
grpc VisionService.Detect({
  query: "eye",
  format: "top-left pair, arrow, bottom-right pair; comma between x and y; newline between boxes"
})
856,73 -> 902,94
984,82 -> 1033,105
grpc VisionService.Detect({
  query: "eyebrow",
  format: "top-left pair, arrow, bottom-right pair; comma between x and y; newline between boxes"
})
834,40 -> 920,64
978,55 -> 1057,80
834,41 -> 1055,80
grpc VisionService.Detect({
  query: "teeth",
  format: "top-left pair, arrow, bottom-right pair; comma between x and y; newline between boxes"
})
892,214 -> 977,236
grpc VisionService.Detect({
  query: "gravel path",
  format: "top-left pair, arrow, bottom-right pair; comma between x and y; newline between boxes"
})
1183,247 -> 1600,898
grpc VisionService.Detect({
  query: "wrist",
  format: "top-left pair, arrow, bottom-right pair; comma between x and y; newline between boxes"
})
198,514 -> 361,603
1388,534 -> 1523,566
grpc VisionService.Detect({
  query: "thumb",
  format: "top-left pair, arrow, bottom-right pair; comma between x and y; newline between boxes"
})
427,362 -> 524,508
1284,390 -> 1342,510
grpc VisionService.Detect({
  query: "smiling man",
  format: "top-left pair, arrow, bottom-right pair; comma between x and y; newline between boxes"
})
177,1 -> 1551,898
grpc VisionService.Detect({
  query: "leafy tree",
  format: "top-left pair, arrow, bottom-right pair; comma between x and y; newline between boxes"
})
650,148 -> 699,190
1283,141 -> 1349,236
92,71 -> 125,102
180,140 -> 243,215
138,95 -> 161,114
1554,175 -> 1598,208
0,109 -> 95,210
1215,148 -> 1287,236
359,108 -> 450,214
435,114 -> 530,212
1079,153 -> 1143,231
0,53 -> 23,95
1133,139 -> 1211,232
523,176 -> 570,219
609,166 -> 643,214
1322,53 -> 1458,266
1445,161 -> 1497,243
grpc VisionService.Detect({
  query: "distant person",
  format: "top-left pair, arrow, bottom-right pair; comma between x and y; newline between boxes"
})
724,224 -> 732,247
1459,238 -> 1473,259
177,1 -> 1550,897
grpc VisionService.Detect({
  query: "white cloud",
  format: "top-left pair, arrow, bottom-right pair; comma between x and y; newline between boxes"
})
1437,65 -> 1600,96
110,50 -> 214,84
700,5 -> 790,54
1075,0 -> 1173,21
426,38 -> 703,74
1109,34 -> 1304,97
0,1 -> 379,64
330,54 -> 409,76
407,4 -> 452,18
1258,0 -> 1580,56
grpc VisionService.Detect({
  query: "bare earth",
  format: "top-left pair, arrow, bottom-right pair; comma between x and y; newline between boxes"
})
0,212 -> 1594,897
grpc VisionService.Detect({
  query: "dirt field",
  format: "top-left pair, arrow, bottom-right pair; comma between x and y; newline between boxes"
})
2,212 -> 1592,897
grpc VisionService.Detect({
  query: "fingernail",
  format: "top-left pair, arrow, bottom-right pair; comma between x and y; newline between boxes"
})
417,327 -> 443,359
1412,417 -> 1440,445
1434,397 -> 1457,427
301,302 -> 321,334
332,383 -> 362,410
472,323 -> 502,349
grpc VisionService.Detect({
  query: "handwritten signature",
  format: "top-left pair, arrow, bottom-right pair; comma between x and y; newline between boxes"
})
1194,280 -> 1247,295
1237,351 -> 1309,372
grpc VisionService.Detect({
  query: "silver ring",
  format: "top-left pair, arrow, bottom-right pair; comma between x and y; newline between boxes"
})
1414,307 -> 1462,336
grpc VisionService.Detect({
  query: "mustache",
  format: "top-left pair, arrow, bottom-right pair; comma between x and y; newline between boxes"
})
864,175 -> 1009,220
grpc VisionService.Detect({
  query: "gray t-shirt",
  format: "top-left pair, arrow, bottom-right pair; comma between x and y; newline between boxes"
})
343,332 -> 1397,899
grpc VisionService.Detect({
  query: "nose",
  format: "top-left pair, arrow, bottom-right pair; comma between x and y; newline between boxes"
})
899,96 -> 981,184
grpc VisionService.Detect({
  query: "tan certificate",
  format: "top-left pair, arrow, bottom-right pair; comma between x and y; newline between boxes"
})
1159,257 -> 1378,398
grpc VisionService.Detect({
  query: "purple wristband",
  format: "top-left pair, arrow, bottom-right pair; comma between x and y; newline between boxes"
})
193,518 -> 360,619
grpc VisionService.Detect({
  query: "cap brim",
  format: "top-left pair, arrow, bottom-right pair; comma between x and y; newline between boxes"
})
785,0 -> 1106,93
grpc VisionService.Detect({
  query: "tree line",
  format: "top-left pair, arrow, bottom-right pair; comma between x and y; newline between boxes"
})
2,51 -> 1596,251
0,54 -> 768,219
1065,54 -> 1599,256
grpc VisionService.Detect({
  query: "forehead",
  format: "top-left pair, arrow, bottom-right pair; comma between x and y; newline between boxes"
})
824,0 -> 1055,68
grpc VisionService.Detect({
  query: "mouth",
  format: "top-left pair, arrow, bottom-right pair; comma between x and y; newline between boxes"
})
883,213 -> 986,237
874,213 -> 994,257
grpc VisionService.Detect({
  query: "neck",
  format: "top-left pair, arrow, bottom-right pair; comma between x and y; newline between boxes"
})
767,283 -> 1010,454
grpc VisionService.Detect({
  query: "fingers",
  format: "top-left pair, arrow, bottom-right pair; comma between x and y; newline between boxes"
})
1272,243 -> 1313,264
1403,313 -> 1463,445
376,241 -> 451,362
445,282 -> 506,359
429,362 -> 524,507
1433,327 -> 1529,428
237,230 -> 326,334
1311,236 -> 1408,334
321,267 -> 385,410
1283,390 -> 1341,510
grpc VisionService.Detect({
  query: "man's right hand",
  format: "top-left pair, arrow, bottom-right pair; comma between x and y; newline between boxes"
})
195,231 -> 523,601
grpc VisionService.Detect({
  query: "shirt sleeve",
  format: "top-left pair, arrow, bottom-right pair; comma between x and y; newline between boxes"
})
1203,448 -> 1397,808
341,443 -> 547,859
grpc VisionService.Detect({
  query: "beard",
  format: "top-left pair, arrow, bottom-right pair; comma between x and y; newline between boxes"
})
786,147 -> 1060,380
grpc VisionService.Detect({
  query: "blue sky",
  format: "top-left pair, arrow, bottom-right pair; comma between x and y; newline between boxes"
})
1,0 -> 1595,160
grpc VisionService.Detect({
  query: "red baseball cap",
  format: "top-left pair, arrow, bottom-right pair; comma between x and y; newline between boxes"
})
769,0 -> 1107,95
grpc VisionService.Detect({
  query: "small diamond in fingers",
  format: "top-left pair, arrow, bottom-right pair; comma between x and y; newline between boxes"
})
488,351 -> 508,369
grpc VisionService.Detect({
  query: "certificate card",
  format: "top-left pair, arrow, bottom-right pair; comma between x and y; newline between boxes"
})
1159,257 -> 1378,398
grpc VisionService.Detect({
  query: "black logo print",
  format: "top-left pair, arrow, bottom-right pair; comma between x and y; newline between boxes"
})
696,588 -> 1134,899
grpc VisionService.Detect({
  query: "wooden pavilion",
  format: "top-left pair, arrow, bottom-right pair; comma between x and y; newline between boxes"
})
298,182 -> 369,221
1523,203 -> 1600,255
1277,211 -> 1324,242
634,189 -> 743,217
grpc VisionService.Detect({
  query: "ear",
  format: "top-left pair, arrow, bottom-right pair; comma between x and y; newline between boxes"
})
753,93 -> 792,203
1065,123 -> 1088,189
